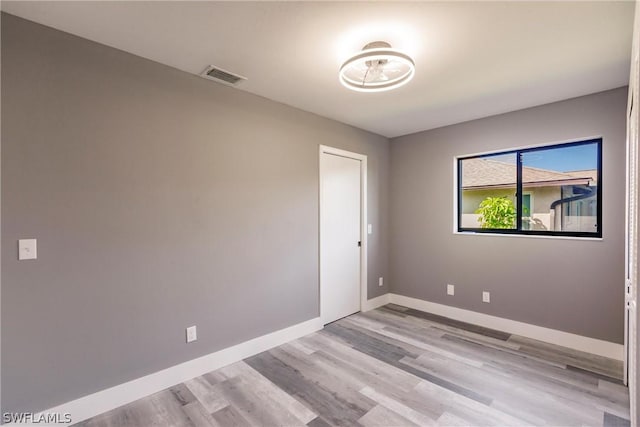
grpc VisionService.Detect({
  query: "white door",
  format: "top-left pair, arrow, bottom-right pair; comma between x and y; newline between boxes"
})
320,149 -> 363,324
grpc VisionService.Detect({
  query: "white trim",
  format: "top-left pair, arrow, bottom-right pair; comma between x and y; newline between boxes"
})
624,73 -> 634,388
454,231 -> 604,242
26,317 -> 323,426
456,134 -> 604,159
319,145 -> 368,324
388,293 -> 624,361
625,5 -> 640,419
20,294 -> 624,425
452,156 -> 458,234
362,294 -> 390,312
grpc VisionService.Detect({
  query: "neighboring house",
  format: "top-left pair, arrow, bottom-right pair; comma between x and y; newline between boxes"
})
461,158 -> 598,231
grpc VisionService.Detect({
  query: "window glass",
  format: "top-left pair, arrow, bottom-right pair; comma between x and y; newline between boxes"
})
520,143 -> 598,234
460,153 -> 517,230
457,139 -> 601,238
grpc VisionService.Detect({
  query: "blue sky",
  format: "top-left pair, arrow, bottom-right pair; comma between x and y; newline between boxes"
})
490,143 -> 598,172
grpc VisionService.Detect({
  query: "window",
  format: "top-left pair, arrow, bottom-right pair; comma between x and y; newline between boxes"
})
457,138 -> 602,238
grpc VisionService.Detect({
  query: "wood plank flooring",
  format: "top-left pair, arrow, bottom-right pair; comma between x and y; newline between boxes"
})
77,304 -> 630,427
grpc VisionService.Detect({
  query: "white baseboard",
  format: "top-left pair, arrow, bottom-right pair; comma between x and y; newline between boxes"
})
362,293 -> 390,312
20,293 -> 623,425
388,293 -> 624,361
29,317 -> 323,426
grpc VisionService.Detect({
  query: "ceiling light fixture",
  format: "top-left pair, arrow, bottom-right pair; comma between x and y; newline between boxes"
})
339,41 -> 415,92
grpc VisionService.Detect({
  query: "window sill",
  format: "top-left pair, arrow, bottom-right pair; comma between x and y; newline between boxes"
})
453,231 -> 603,241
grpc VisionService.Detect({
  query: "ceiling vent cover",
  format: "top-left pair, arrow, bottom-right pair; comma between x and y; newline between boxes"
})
200,65 -> 247,86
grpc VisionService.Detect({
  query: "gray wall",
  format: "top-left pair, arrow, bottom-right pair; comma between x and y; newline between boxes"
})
0,14 -> 389,413
390,87 -> 627,344
1,9 -> 630,418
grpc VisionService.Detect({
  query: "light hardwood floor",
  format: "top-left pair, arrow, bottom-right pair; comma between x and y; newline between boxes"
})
77,304 -> 630,427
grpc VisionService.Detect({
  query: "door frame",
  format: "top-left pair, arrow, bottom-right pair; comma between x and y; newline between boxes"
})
625,6 -> 639,422
625,82 -> 636,388
319,145 -> 368,324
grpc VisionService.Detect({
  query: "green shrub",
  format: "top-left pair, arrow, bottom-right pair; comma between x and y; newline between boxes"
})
475,197 -> 516,229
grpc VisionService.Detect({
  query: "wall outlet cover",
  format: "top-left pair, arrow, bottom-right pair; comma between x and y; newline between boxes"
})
379,277 -> 384,287
482,291 -> 491,303
447,284 -> 455,296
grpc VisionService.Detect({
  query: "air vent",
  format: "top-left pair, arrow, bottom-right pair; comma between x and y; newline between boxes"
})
200,65 -> 247,86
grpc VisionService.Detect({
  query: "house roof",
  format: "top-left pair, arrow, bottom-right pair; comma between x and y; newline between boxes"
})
566,169 -> 599,182
462,158 -> 595,190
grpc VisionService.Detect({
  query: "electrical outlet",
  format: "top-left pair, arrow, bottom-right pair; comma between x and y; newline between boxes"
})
368,224 -> 373,235
482,291 -> 490,303
378,277 -> 384,287
447,284 -> 455,295
186,326 -> 197,343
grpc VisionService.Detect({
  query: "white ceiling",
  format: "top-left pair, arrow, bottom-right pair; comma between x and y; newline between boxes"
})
3,1 -> 635,138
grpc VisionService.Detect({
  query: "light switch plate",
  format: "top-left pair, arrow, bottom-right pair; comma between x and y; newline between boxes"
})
482,291 -> 491,303
447,284 -> 455,296
186,326 -> 197,343
367,224 -> 373,234
18,239 -> 37,260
